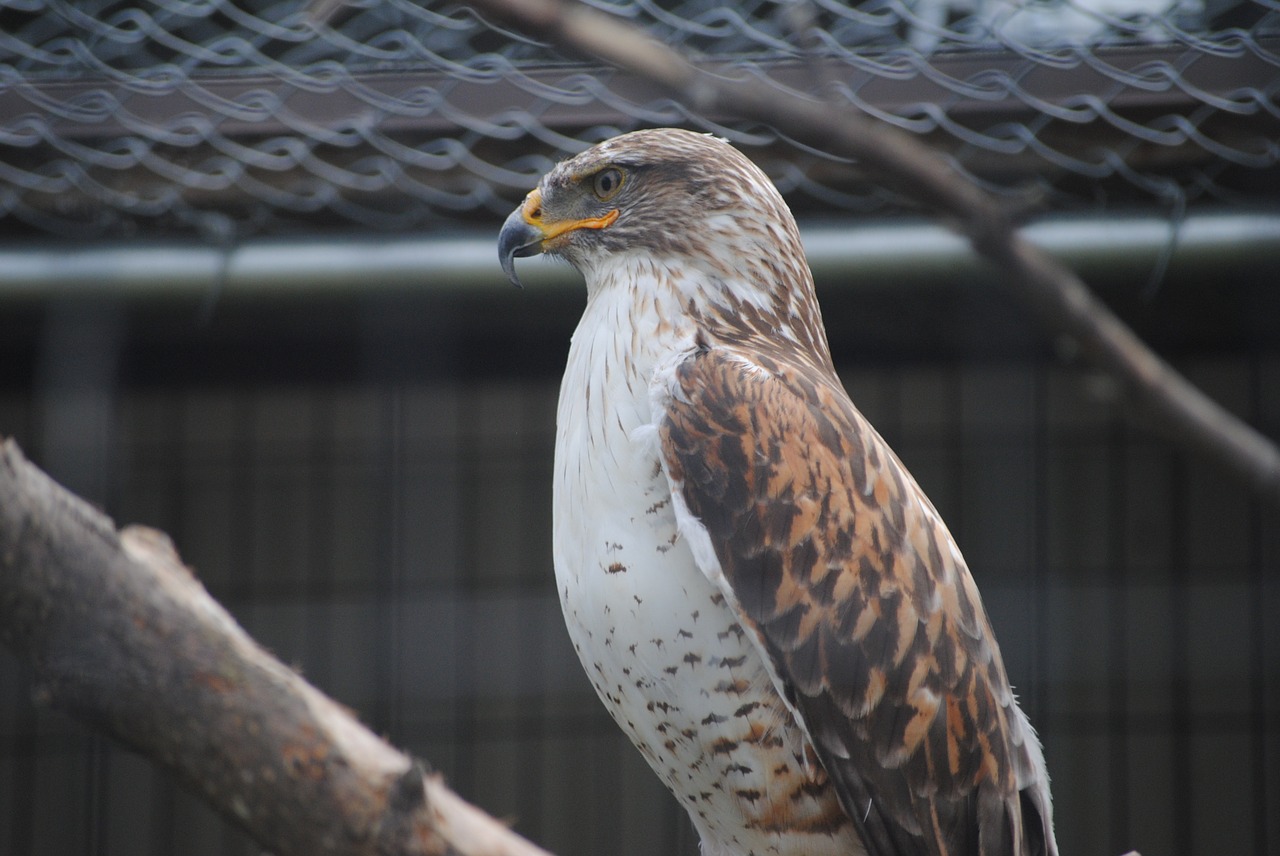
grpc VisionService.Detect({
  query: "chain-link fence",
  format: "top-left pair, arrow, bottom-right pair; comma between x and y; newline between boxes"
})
1,0 -> 1276,240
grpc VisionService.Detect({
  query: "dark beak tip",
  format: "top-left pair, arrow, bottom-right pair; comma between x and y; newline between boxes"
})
507,271 -> 525,290
500,249 -> 525,290
498,207 -> 544,289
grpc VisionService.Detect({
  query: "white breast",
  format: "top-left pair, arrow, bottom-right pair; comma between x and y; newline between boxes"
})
551,260 -> 863,856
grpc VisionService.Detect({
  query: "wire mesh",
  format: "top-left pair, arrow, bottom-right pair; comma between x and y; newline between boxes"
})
0,0 -> 1276,239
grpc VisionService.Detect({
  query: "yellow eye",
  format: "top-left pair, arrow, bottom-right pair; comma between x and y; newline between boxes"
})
592,167 -> 624,200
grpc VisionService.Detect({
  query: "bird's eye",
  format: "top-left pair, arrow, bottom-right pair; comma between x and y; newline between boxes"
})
592,168 -> 624,201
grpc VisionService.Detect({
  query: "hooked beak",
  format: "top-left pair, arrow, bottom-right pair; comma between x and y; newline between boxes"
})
498,188 -> 619,288
498,196 -> 544,289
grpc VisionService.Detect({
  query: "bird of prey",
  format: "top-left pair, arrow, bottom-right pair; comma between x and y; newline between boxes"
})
498,128 -> 1057,856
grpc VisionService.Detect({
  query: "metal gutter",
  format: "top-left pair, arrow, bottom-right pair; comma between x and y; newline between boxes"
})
803,210 -> 1280,287
0,210 -> 1276,300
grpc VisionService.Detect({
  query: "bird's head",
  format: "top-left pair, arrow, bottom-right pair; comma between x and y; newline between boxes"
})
499,128 -> 805,292
499,128 -> 830,367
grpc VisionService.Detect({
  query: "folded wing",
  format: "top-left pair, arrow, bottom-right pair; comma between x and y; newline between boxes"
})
657,345 -> 1056,856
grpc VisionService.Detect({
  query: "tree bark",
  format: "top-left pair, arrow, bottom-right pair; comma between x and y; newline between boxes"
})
0,437 -> 553,856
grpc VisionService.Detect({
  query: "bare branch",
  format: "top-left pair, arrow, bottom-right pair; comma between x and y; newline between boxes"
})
0,438 -> 555,856
468,0 -> 1280,504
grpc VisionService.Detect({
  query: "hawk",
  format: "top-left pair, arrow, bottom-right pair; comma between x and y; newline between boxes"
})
498,128 -> 1057,856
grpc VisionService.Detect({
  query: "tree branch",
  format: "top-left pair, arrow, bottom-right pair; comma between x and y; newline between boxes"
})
0,437 -> 554,856
468,0 -> 1280,505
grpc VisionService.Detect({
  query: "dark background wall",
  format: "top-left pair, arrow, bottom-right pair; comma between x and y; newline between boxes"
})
0,248 -> 1276,856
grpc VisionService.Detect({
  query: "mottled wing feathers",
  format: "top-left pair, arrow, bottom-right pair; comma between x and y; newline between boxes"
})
658,345 -> 1050,856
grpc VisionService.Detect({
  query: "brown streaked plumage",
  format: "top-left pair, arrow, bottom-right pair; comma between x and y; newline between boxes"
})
499,127 -> 1057,856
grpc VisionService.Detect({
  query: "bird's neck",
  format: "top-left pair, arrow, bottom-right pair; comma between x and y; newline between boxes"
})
571,254 -> 701,400
580,251 -> 835,374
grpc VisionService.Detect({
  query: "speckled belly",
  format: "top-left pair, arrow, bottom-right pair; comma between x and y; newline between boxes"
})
553,445 -> 861,856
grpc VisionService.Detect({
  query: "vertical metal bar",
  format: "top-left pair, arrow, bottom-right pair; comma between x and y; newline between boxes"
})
1032,367 -> 1051,743
380,387 -> 405,740
453,387 -> 479,801
305,394 -> 336,694
1248,355 -> 1271,856
1106,419 -> 1131,851
519,387 -> 545,845
1169,459 -> 1192,856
